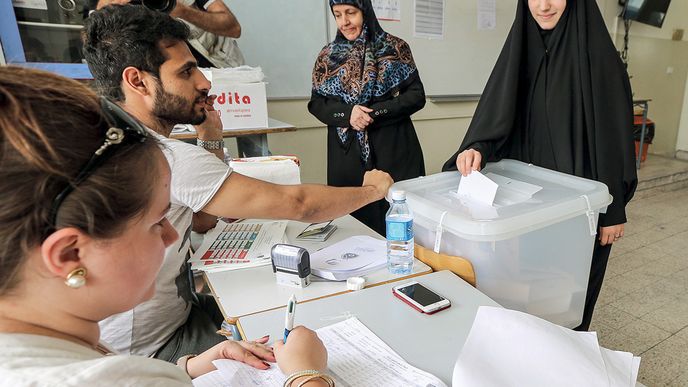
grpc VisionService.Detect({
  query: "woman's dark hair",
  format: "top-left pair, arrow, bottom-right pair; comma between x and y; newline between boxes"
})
0,66 -> 163,294
82,4 -> 190,101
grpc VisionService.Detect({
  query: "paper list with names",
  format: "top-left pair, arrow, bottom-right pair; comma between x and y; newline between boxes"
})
195,317 -> 446,387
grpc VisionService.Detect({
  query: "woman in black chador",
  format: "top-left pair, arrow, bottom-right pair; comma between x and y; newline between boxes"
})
443,0 -> 637,331
309,0 -> 426,236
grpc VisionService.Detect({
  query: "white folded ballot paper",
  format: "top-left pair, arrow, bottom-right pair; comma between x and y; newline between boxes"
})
454,170 -> 544,219
457,170 -> 499,206
457,170 -> 543,207
453,306 -> 640,387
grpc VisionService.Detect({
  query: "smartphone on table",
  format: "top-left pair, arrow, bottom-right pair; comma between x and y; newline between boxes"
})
392,281 -> 451,314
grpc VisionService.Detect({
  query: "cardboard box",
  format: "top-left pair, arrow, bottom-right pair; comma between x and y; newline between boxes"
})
211,81 -> 268,130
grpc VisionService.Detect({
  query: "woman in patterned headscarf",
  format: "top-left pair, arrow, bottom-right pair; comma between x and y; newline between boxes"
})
309,0 -> 426,235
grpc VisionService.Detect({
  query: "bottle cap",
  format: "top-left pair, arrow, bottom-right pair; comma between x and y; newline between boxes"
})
391,190 -> 406,201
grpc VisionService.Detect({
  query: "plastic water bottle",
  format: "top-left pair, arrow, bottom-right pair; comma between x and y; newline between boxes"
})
386,190 -> 414,274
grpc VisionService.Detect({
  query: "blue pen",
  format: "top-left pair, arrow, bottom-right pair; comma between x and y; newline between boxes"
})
284,294 -> 297,343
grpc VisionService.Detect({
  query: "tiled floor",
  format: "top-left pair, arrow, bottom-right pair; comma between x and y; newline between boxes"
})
589,155 -> 688,386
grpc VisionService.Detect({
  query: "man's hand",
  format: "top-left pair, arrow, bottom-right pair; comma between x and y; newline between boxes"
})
195,95 -> 223,141
455,149 -> 482,176
96,0 -> 130,9
350,105 -> 373,131
599,224 -> 624,246
362,169 -> 393,201
194,95 -> 225,160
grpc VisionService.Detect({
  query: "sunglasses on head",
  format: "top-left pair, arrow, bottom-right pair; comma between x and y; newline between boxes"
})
48,97 -> 149,228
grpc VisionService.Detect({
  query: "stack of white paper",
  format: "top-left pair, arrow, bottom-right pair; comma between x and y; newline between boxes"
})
453,306 -> 640,387
193,317 -> 446,387
309,236 -> 387,280
230,156 -> 301,185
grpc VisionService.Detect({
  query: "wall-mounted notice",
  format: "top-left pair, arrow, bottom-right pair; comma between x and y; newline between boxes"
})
477,0 -> 497,30
414,0 -> 444,39
373,0 -> 401,21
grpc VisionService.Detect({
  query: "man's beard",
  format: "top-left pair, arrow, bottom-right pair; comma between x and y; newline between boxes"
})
152,83 -> 207,128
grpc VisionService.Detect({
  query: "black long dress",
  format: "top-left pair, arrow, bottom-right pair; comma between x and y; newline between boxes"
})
308,74 -> 426,235
442,0 -> 637,330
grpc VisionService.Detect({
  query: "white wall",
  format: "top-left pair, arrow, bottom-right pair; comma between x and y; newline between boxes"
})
599,0 -> 688,158
596,0 -> 621,34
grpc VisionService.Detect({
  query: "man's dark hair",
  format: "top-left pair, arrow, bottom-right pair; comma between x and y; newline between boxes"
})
82,5 -> 189,101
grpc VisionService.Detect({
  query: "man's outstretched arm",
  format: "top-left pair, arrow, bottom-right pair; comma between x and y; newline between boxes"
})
202,170 -> 393,223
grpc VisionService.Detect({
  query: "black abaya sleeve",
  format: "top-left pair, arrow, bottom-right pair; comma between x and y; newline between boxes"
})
367,75 -> 426,126
588,52 -> 637,228
307,92 -> 354,127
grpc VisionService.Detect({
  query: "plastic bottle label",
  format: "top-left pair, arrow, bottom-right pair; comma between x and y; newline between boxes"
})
386,219 -> 413,241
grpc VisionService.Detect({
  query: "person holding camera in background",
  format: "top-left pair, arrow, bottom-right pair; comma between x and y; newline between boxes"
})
94,0 -> 244,68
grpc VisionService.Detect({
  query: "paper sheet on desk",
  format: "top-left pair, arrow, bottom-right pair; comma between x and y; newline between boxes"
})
309,236 -> 387,280
452,306 -> 640,387
195,317 -> 447,387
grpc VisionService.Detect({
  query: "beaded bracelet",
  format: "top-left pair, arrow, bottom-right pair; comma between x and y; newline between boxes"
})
283,370 -> 335,387
295,374 -> 336,387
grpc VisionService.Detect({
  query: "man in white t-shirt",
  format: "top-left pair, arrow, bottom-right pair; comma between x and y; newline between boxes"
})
83,6 -> 394,362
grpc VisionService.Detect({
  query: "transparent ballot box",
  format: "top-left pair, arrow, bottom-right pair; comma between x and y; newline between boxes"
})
392,159 -> 611,328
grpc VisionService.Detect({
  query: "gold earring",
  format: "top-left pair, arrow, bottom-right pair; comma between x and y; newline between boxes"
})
65,268 -> 87,289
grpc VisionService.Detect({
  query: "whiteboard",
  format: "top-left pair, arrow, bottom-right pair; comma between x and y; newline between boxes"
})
229,0 -> 329,98
229,0 -> 517,98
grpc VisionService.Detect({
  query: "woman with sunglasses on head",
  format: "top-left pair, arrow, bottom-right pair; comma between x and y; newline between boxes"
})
442,0 -> 637,331
0,67 -> 331,386
308,0 -> 426,236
